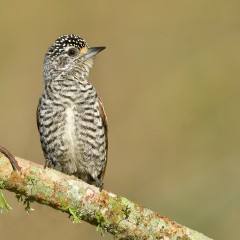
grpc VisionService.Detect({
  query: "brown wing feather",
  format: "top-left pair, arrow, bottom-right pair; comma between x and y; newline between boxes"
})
36,103 -> 40,132
98,97 -> 108,180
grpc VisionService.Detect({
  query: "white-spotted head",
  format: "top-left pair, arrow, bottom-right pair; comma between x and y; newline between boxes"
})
44,34 -> 105,81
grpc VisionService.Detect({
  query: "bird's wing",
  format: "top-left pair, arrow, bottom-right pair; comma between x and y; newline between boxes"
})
98,97 -> 108,180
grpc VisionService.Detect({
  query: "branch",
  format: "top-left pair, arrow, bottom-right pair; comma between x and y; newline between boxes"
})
0,153 -> 212,240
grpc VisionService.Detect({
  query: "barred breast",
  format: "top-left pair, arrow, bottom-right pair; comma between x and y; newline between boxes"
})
37,80 -> 107,188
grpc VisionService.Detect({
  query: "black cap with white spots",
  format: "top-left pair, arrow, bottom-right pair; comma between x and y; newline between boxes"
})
46,34 -> 88,59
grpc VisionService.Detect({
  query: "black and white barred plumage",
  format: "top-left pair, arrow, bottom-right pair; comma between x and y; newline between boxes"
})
37,34 -> 107,189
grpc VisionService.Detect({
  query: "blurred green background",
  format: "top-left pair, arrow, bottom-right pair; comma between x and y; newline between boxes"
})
0,1 -> 239,239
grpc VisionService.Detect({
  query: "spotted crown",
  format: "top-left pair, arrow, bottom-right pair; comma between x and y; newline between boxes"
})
46,34 -> 88,60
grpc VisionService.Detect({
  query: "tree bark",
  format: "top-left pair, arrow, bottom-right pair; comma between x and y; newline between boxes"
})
0,153 -> 212,240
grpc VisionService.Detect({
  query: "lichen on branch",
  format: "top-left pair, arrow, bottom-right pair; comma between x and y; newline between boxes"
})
0,153 -> 212,240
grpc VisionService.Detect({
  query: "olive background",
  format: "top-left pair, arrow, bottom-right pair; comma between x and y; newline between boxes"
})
0,1 -> 240,239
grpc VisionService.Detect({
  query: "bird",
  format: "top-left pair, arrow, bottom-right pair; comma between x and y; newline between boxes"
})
37,34 -> 108,189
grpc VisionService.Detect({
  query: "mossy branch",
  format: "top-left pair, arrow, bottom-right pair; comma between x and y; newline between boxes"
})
0,153 -> 212,240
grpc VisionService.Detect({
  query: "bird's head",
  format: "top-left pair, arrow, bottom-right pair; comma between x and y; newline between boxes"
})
44,34 -> 105,80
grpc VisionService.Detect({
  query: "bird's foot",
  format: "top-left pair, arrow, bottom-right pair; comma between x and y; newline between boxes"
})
94,179 -> 104,191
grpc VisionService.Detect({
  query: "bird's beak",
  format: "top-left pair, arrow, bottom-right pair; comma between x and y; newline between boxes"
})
83,47 -> 106,60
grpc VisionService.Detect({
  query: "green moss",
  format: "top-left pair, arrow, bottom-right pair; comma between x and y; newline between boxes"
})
40,184 -> 53,198
26,176 -> 39,192
60,201 -> 68,211
68,207 -> 83,223
30,167 -> 41,175
0,190 -> 11,212
16,194 -> 33,213
95,211 -> 107,235
25,175 -> 54,199
121,197 -> 132,206
56,192 -> 68,210
0,180 -> 5,189
122,205 -> 131,219
150,218 -> 160,227
107,197 -> 118,208
135,214 -> 142,226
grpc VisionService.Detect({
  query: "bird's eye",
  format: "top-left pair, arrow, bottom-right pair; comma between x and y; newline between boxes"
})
67,48 -> 78,57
